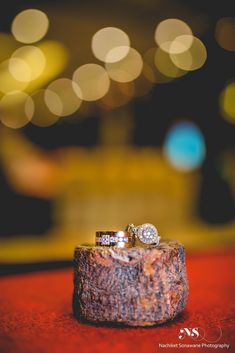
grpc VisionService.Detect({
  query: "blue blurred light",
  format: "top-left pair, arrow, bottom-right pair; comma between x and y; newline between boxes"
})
164,121 -> 206,171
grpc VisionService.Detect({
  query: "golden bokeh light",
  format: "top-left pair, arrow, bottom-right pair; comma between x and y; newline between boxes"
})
154,18 -> 193,53
98,81 -> 134,109
143,48 -> 175,84
170,36 -> 207,71
73,63 -> 110,101
220,82 -> 235,123
10,46 -> 46,81
0,41 -> 68,95
215,17 -> 235,52
105,48 -> 143,83
91,27 -> 130,63
168,34 -> 194,54
0,59 -> 29,93
0,91 -> 33,128
8,57 -> 31,82
45,78 -> 82,117
29,89 -> 61,127
154,47 -> 187,78
105,46 -> 131,65
26,41 -> 69,92
11,9 -> 49,44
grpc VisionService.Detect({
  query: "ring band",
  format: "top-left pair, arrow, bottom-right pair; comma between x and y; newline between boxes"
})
96,231 -> 134,248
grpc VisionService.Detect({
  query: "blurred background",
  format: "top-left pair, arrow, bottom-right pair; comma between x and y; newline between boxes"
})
0,0 -> 234,271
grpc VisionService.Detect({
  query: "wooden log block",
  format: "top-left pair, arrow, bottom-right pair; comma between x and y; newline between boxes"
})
73,241 -> 188,326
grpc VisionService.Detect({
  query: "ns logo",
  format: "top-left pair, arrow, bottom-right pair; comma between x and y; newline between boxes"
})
179,328 -> 200,340
178,326 -> 222,343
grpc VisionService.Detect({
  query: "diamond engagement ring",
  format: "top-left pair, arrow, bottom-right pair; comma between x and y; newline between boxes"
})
126,223 -> 161,245
96,231 -> 134,248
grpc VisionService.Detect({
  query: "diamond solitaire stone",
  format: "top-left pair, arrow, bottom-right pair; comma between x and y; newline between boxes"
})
137,223 -> 160,245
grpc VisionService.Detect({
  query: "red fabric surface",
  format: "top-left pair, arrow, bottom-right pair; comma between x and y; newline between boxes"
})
0,251 -> 234,353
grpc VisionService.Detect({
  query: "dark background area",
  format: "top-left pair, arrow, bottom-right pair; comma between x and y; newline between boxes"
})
0,0 -> 234,237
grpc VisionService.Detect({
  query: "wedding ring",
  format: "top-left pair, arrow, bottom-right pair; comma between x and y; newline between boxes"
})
96,231 -> 134,248
126,223 -> 161,246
